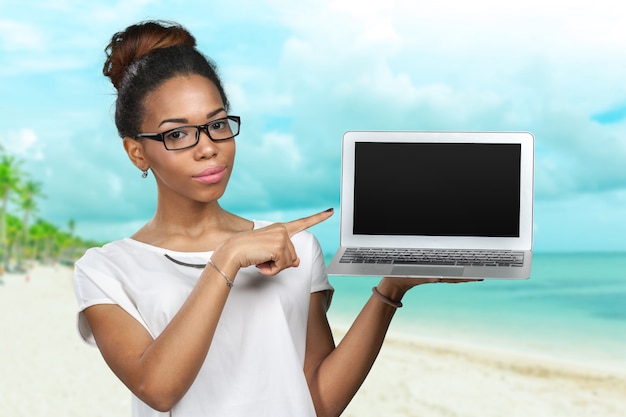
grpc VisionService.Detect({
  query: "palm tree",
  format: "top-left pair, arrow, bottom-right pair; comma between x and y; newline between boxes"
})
0,147 -> 104,269
67,219 -> 75,238
30,219 -> 60,264
0,148 -> 23,270
15,179 -> 44,268
5,213 -> 22,266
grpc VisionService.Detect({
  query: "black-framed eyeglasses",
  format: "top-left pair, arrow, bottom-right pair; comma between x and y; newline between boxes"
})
135,116 -> 241,151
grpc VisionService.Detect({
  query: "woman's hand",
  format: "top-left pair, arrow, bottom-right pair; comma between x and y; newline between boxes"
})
213,208 -> 334,276
375,276 -> 482,304
384,276 -> 480,289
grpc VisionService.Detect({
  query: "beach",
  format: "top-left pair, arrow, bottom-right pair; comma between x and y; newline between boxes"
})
1,264 -> 625,416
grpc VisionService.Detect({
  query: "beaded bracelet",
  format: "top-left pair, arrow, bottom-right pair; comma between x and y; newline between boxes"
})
371,287 -> 403,308
208,259 -> 234,288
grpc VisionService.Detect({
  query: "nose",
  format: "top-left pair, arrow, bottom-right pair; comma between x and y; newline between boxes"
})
194,126 -> 218,158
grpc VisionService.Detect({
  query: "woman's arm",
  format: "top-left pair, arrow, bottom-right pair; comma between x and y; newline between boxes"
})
84,259 -> 234,411
304,277 -> 475,417
84,210 -> 333,412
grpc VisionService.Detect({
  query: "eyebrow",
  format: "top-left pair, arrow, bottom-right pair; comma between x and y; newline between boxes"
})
158,107 -> 226,128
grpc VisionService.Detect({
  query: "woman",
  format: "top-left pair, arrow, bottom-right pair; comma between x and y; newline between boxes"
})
74,20 -> 469,417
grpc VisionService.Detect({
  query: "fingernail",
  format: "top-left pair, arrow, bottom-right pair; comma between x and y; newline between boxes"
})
325,208 -> 334,213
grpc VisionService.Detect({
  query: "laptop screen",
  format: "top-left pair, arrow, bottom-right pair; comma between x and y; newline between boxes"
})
353,142 -> 521,238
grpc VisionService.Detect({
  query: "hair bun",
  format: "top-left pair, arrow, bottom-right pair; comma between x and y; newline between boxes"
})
103,20 -> 197,90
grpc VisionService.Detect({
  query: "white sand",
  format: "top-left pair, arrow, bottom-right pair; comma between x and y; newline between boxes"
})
1,265 -> 624,416
0,265 -> 129,416
336,329 -> 626,417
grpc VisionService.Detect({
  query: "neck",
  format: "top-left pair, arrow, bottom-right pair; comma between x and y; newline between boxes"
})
158,201 -> 223,227
133,197 -> 251,251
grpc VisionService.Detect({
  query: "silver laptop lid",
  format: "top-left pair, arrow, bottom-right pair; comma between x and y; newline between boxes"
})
339,130 -> 534,251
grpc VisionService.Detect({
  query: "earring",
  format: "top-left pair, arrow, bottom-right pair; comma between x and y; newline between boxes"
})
141,169 -> 149,178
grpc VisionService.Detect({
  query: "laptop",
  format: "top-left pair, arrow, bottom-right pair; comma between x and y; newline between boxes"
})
326,130 -> 534,279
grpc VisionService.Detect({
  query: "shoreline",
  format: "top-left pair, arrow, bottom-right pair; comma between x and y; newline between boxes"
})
1,264 -> 625,416
334,325 -> 626,381
332,315 -> 626,375
332,326 -> 626,417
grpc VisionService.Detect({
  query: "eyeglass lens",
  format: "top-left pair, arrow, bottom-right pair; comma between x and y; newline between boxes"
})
164,118 -> 239,150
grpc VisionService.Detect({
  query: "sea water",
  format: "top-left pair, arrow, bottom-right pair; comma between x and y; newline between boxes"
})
326,252 -> 626,365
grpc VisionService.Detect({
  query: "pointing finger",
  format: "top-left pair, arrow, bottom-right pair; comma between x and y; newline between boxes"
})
284,208 -> 334,237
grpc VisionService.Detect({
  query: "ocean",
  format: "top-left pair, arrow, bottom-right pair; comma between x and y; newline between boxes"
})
326,252 -> 626,366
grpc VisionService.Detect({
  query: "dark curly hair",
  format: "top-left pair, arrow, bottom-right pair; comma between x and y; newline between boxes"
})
103,20 -> 230,138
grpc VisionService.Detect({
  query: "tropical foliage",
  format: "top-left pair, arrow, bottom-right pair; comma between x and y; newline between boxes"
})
0,145 -> 103,274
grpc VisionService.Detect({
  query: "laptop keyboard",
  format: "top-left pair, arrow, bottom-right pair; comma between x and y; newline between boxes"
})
339,248 -> 525,267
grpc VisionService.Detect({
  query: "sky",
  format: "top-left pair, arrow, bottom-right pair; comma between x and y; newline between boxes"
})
1,0 -> 626,253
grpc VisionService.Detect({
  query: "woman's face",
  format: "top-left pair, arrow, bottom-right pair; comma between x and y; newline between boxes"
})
135,74 -> 236,204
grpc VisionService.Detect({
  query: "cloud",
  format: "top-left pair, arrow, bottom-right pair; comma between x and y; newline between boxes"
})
222,126 -> 339,213
258,132 -> 302,168
244,0 -> 626,204
0,19 -> 44,51
3,0 -> 626,250
0,129 -> 44,160
0,1 -> 165,77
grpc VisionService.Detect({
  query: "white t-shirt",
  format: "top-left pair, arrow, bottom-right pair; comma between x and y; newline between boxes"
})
73,221 -> 333,417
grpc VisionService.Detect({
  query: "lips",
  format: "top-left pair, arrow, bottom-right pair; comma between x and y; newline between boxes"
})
192,166 -> 227,184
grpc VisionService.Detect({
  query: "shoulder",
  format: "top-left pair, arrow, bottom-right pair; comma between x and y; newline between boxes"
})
75,238 -> 168,274
77,238 -> 134,261
76,239 -> 126,266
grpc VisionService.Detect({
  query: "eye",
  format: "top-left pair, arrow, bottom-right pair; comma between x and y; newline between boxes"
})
209,119 -> 227,131
164,128 -> 191,142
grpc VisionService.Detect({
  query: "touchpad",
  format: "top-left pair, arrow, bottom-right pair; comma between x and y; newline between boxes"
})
391,265 -> 464,277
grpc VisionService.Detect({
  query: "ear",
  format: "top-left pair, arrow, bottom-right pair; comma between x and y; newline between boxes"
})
123,137 -> 149,171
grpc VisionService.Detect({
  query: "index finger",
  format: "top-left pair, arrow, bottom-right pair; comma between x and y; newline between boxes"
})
284,208 -> 334,237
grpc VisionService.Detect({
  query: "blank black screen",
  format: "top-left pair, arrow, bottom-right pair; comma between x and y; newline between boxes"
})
353,142 -> 521,237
